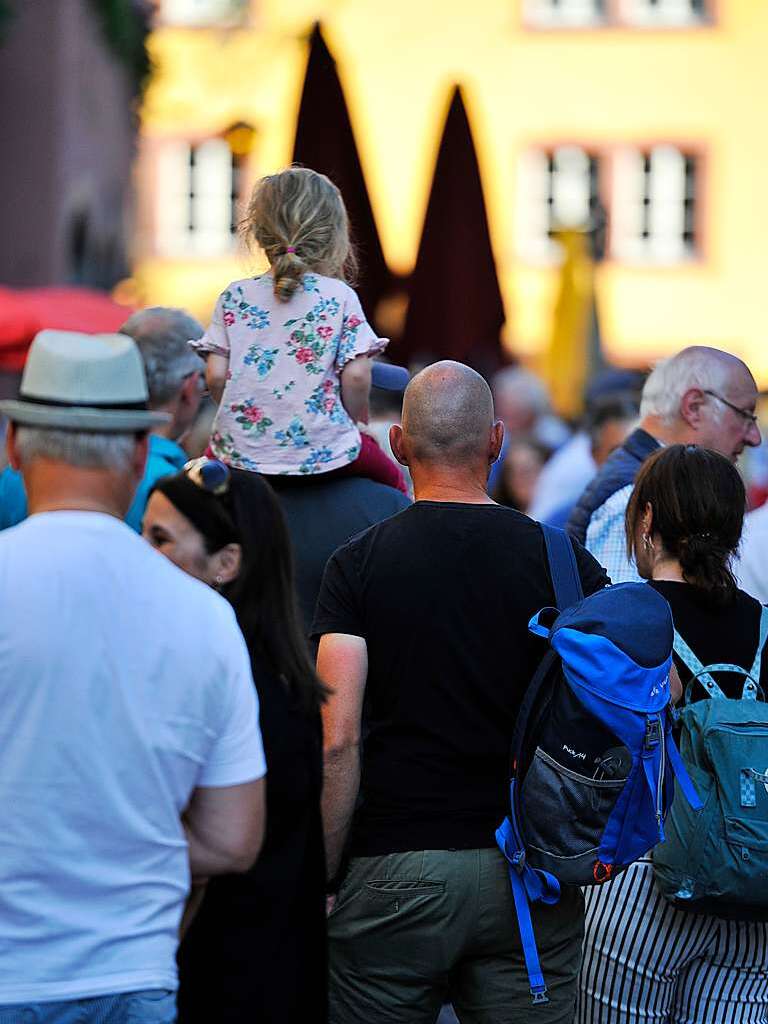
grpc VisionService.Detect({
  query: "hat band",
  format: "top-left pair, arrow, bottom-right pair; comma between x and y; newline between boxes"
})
19,392 -> 149,412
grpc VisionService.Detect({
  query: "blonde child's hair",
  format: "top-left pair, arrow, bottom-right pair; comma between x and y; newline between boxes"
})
244,166 -> 357,303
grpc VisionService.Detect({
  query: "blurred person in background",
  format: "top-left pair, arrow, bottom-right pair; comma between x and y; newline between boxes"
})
736,500 -> 768,604
0,331 -> 265,1023
492,437 -> 550,514
567,347 -> 761,582
488,365 -> 569,492
579,445 -> 768,1024
0,307 -> 205,531
542,394 -> 640,529
143,461 -> 328,1024
529,369 -> 644,524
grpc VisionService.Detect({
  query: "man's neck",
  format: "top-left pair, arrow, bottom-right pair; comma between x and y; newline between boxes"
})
639,415 -> 694,448
411,466 -> 496,505
23,462 -> 132,519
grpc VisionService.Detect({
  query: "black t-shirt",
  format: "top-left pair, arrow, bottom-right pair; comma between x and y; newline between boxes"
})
312,501 -> 609,856
649,580 -> 768,699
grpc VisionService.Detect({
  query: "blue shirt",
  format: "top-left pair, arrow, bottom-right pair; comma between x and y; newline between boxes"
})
0,434 -> 188,533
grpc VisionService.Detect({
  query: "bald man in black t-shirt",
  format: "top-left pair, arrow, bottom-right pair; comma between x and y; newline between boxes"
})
314,361 -> 608,1024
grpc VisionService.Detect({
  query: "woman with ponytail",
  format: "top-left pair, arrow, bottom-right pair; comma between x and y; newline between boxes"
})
191,166 -> 406,491
578,444 -> 768,1024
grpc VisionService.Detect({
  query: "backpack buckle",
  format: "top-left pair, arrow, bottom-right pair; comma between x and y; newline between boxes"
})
531,986 -> 550,1005
644,716 -> 661,750
511,849 -> 527,874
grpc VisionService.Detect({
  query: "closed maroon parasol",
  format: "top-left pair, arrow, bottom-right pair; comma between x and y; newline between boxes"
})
393,86 -> 507,377
292,24 -> 390,332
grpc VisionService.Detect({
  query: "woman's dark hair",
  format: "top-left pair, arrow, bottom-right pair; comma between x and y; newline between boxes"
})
625,444 -> 746,605
204,470 -> 327,711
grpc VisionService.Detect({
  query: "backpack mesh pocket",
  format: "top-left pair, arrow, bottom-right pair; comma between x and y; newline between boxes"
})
521,747 -> 625,884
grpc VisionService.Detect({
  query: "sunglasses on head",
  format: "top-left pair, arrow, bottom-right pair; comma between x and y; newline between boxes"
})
183,457 -> 231,496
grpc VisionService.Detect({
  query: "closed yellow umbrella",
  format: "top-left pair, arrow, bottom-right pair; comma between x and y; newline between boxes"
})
542,228 -> 597,420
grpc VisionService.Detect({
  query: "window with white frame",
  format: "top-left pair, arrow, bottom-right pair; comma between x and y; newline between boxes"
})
619,0 -> 707,27
156,139 -> 242,257
523,0 -> 605,27
516,146 -> 601,263
159,0 -> 248,27
611,145 -> 698,264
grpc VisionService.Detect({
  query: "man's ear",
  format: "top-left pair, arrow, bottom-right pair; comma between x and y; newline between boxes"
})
489,420 -> 504,465
389,423 -> 408,467
679,387 -> 707,429
6,422 -> 21,470
180,370 -> 201,407
213,542 -> 242,585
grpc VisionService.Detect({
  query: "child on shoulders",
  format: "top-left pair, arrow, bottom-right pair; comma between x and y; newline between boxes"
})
191,167 -> 406,492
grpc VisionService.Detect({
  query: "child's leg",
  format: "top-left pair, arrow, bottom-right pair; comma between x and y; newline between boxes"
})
335,433 -> 409,495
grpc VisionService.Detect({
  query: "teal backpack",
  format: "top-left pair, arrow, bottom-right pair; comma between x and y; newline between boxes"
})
653,606 -> 768,919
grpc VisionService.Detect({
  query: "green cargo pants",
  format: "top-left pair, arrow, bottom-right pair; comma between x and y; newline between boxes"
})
328,847 -> 584,1024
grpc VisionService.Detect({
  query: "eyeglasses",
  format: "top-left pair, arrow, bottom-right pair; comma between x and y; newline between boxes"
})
183,457 -> 230,496
703,390 -> 759,429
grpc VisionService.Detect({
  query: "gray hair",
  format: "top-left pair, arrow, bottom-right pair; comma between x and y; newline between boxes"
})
120,307 -> 204,406
14,427 -> 138,473
491,366 -> 550,417
639,346 -> 740,425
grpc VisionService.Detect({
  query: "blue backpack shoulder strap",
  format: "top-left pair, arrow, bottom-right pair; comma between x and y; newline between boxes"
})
749,606 -> 768,684
673,630 -> 728,701
541,524 -> 584,612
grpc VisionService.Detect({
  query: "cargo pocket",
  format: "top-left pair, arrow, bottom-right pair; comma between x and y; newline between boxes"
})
521,747 -> 623,884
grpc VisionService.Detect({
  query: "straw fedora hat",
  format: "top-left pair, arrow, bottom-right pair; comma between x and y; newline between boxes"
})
0,329 -> 170,431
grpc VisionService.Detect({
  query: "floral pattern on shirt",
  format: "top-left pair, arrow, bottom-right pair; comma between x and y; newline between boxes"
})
284,295 -> 341,376
229,399 -> 274,436
222,286 -> 270,331
190,273 -> 388,474
275,417 -> 310,449
305,377 -> 347,425
243,344 -> 279,379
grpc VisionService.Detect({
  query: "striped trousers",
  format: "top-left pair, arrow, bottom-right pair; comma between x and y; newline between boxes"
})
577,860 -> 768,1024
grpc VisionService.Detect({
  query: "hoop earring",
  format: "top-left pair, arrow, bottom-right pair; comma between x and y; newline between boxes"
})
214,574 -> 223,587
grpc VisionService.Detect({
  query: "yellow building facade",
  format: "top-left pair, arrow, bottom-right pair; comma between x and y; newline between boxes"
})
134,0 -> 768,384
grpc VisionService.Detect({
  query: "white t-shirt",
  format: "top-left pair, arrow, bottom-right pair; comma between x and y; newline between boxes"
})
0,512 -> 266,1003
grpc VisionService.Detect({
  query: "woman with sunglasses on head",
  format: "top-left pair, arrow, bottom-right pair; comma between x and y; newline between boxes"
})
578,444 -> 768,1024
143,458 -> 328,1024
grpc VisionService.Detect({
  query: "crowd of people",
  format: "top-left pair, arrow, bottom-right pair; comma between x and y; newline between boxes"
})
0,166 -> 767,1024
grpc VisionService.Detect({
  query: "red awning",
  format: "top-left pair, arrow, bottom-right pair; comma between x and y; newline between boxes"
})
0,286 -> 133,371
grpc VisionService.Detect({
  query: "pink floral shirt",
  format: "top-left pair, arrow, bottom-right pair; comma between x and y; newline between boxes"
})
191,273 -> 387,475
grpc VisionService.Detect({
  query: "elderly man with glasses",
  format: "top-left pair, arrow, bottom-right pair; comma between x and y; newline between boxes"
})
567,345 -> 762,582
0,307 -> 206,531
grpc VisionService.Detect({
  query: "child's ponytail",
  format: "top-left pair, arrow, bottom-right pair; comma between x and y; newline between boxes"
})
271,247 -> 304,303
244,167 -> 357,304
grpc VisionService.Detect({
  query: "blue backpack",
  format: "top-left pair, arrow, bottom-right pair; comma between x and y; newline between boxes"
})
496,526 -> 701,1006
652,609 -> 768,919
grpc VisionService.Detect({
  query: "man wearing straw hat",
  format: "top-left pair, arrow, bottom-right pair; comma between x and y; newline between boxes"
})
0,330 -> 267,1023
